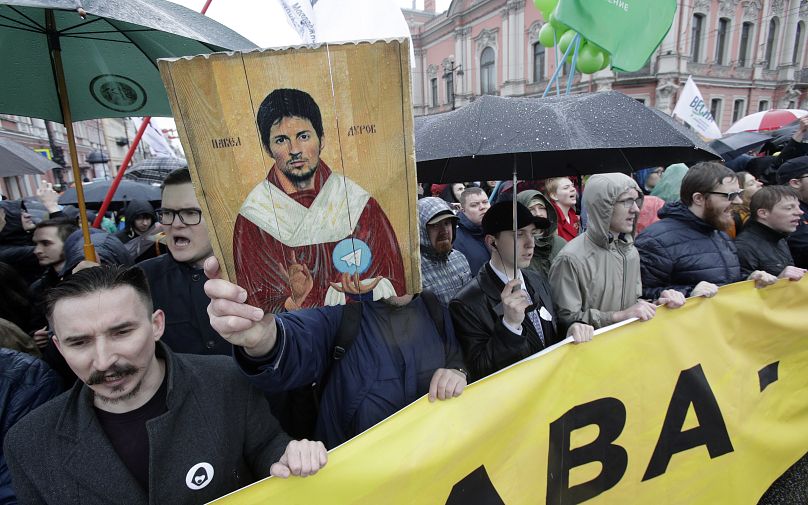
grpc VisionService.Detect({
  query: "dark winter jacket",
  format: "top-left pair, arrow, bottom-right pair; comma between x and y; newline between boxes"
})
114,200 -> 162,263
516,190 -> 566,278
735,220 -> 795,277
60,228 -> 133,277
0,200 -> 40,284
4,343 -> 289,505
138,254 -> 232,356
236,296 -> 463,449
787,200 -> 808,269
417,197 -> 471,306
1,349 -> 62,505
453,212 -> 490,276
635,202 -> 742,299
449,264 -> 559,382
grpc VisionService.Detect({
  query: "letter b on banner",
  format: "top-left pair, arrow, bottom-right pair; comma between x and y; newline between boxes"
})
547,397 -> 628,504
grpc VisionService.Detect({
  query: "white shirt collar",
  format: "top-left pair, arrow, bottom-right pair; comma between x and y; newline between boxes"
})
488,261 -> 526,291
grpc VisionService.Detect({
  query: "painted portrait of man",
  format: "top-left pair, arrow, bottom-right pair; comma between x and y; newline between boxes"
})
232,88 -> 406,312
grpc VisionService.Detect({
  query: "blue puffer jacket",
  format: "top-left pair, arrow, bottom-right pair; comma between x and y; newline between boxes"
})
453,212 -> 490,276
635,201 -> 742,300
1,349 -> 62,505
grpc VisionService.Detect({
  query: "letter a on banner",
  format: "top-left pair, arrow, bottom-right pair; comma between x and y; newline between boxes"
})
672,76 -> 723,139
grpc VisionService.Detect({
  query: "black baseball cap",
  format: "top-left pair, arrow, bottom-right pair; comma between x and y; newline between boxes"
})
777,156 -> 808,185
482,201 -> 550,236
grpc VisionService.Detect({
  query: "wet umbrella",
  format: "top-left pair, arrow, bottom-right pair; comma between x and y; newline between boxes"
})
725,109 -> 807,134
0,0 -> 254,260
59,179 -> 161,208
415,91 -> 720,183
708,132 -> 771,160
0,138 -> 61,177
124,156 -> 187,184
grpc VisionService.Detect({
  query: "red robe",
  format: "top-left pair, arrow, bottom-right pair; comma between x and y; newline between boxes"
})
233,161 -> 406,313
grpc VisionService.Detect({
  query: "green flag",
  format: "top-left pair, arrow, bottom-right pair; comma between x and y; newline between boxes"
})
554,0 -> 676,72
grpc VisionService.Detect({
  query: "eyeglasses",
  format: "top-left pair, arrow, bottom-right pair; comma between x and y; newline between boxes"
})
615,197 -> 644,209
705,190 -> 743,201
155,207 -> 203,225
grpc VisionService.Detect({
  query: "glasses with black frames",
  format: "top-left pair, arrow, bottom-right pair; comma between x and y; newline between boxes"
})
155,208 -> 203,225
704,190 -> 743,201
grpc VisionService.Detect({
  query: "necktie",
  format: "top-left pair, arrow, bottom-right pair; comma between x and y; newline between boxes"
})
523,289 -> 546,347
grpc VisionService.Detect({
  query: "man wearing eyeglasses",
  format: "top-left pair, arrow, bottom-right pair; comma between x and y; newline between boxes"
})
636,162 -> 777,301
138,168 -> 230,355
549,174 -> 685,333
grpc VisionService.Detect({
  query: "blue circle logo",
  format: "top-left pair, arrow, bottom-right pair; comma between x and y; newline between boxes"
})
332,238 -> 372,275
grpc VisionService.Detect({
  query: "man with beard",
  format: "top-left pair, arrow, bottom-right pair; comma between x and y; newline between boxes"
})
3,265 -> 327,505
232,88 -> 405,313
417,197 -> 471,306
636,162 -> 777,300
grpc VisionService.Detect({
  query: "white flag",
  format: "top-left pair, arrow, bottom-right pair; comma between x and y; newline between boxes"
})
672,76 -> 722,139
132,117 -> 176,158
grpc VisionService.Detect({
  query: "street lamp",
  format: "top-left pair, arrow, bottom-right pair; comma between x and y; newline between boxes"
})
445,54 -> 464,110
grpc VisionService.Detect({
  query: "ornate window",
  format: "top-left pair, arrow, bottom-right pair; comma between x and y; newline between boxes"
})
533,42 -> 545,82
739,22 -> 753,67
765,18 -> 779,69
691,14 -> 705,62
480,47 -> 496,95
716,18 -> 730,64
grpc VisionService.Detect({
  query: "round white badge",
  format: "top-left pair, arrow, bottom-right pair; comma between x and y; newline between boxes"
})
185,462 -> 214,490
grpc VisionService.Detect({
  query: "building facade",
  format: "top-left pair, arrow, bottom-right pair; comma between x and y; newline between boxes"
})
405,0 -> 807,132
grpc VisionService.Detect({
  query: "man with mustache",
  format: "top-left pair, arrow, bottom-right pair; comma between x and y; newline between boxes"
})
417,197 -> 471,306
232,88 -> 406,313
636,162 -> 778,300
3,265 -> 327,505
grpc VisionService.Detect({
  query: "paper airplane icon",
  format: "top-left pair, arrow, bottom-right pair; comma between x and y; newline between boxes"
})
341,249 -> 363,267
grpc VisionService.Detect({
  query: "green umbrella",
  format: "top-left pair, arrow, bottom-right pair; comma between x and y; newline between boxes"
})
0,0 -> 255,260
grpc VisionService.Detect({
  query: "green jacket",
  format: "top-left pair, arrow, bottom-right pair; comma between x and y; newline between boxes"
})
516,190 -> 566,278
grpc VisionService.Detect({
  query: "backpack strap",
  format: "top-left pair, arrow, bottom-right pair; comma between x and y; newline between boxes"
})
419,290 -> 446,340
332,301 -> 363,360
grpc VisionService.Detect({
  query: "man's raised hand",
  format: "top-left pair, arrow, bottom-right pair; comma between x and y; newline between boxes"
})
204,256 -> 277,357
501,278 -> 530,328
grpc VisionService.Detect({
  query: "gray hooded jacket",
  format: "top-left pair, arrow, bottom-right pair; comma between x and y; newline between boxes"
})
549,173 -> 643,330
418,197 -> 472,306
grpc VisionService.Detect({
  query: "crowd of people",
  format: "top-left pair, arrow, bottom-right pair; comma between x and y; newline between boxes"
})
1,122 -> 807,503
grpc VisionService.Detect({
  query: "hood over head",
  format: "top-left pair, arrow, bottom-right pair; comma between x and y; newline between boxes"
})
517,190 -> 558,236
582,173 -> 642,246
418,197 -> 458,258
123,199 -> 156,226
650,163 -> 689,203
60,228 -> 134,277
0,199 -> 32,246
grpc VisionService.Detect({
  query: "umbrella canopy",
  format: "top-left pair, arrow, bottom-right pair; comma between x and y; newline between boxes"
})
124,156 -> 187,184
415,91 -> 720,183
59,179 -> 161,208
708,132 -> 771,160
0,137 -> 61,177
0,0 -> 255,123
725,109 -> 808,134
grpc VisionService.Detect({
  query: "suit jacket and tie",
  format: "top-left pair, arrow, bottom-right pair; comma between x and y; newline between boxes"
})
449,263 -> 559,382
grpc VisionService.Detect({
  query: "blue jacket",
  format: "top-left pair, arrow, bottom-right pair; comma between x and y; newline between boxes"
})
453,212 -> 490,276
635,202 -> 741,299
236,296 -> 463,449
1,350 -> 62,505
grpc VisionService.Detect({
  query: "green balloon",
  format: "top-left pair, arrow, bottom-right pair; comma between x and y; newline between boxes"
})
558,30 -> 577,56
549,13 -> 569,36
576,43 -> 605,74
533,0 -> 559,16
538,23 -> 556,48
600,51 -> 612,70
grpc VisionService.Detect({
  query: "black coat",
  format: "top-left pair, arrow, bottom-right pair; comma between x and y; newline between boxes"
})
735,220 -> 794,277
635,202 -> 742,299
449,263 -> 558,382
787,200 -> 808,269
138,254 -> 232,356
0,200 -> 41,284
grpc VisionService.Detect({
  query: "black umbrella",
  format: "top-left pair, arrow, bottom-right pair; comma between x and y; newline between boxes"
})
415,91 -> 721,183
708,132 -> 771,160
59,179 -> 161,208
124,156 -> 188,184
0,138 -> 61,177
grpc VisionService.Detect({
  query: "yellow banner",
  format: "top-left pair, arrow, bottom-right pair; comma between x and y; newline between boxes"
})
212,280 -> 808,504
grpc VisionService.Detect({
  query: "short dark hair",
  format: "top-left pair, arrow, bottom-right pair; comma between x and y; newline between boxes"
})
680,161 -> 737,206
45,265 -> 153,323
459,186 -> 485,207
161,167 -> 192,191
750,185 -> 802,219
35,217 -> 78,244
256,88 -> 324,154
